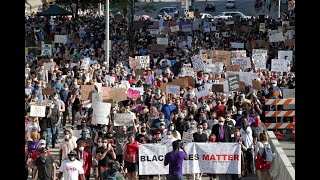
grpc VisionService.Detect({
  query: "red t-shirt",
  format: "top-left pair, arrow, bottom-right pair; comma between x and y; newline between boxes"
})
31,149 -> 51,160
126,141 -> 139,155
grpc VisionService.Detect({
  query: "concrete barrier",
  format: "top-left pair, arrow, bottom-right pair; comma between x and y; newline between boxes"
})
267,131 -> 295,180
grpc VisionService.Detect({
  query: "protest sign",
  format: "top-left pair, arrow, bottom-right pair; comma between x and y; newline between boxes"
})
54,35 -> 67,44
111,88 -> 127,102
120,80 -> 130,90
149,29 -> 159,35
42,88 -> 55,95
181,24 -> 192,32
283,89 -> 295,110
30,105 -> 46,117
182,131 -> 193,143
271,59 -> 288,72
170,25 -> 180,32
252,80 -> 262,91
195,85 -> 210,99
284,39 -> 295,47
278,51 -> 293,62
101,87 -> 112,101
92,102 -> 111,125
181,65 -> 194,77
228,74 -> 240,92
92,92 -> 103,102
230,42 -> 244,49
94,83 -> 102,93
147,19 -> 159,29
226,65 -> 240,72
231,50 -> 246,59
269,32 -> 285,42
81,59 -> 90,69
105,76 -> 115,85
205,62 -> 224,73
129,57 -> 136,69
135,56 -> 150,69
259,23 -> 266,32
212,84 -> 224,92
130,87 -> 144,95
240,81 -> 246,91
127,88 -> 141,99
30,99 -> 53,107
172,77 -> 190,89
114,113 -> 135,126
139,143 -> 241,175
166,85 -> 180,95
252,49 -> 268,69
201,54 -> 208,61
208,50 -> 231,65
157,37 -> 169,45
191,55 -> 204,72
231,57 -> 252,70
227,72 -> 258,86
41,44 -> 52,56
225,21 -> 234,25
80,85 -> 94,101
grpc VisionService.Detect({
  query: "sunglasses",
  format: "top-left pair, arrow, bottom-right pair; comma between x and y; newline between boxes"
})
102,141 -> 108,143
198,127 -> 203,129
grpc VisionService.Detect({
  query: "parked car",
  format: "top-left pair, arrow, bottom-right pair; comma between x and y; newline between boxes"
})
226,0 -> 236,9
158,7 -> 179,17
214,11 -> 252,20
205,3 -> 216,11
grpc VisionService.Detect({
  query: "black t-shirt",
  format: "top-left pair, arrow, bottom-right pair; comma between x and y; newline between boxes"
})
193,133 -> 208,142
96,147 -> 113,167
76,138 -> 95,153
34,156 -> 54,180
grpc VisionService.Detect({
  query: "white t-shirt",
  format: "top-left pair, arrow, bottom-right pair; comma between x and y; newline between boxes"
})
59,159 -> 84,180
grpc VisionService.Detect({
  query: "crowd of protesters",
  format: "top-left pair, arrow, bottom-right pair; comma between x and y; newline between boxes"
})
25,4 -> 295,180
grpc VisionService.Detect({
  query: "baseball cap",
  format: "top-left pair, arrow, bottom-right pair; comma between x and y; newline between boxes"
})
68,150 -> 77,156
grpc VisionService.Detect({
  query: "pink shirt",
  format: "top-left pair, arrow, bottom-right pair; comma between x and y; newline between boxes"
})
60,139 -> 77,160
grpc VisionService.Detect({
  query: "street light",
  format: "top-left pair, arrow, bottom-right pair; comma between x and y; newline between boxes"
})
278,0 -> 281,19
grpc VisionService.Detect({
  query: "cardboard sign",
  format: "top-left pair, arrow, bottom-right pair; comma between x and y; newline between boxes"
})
42,88 -> 55,95
284,39 -> 295,47
205,62 -> 224,73
226,65 -> 240,72
114,113 -> 135,126
101,87 -> 112,101
252,80 -> 262,91
228,74 -> 240,92
135,56 -> 150,69
166,85 -> 180,95
41,44 -> 52,56
111,88 -> 127,102
278,51 -> 293,62
30,105 -> 46,117
240,81 -> 246,91
54,35 -> 67,44
207,50 -> 231,65
81,59 -> 90,69
271,59 -> 288,72
30,100 -> 53,106
80,85 -> 94,101
231,57 -> 252,70
212,84 -> 224,92
92,102 -> 111,125
127,88 -> 141,99
157,37 -> 169,45
230,42 -> 244,49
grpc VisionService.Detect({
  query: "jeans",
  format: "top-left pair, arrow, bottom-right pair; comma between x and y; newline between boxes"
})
46,128 -> 52,148
52,122 -> 61,144
168,174 -> 184,180
245,148 -> 254,174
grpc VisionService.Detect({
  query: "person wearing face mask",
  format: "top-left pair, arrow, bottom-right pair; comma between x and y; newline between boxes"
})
32,148 -> 56,180
191,123 -> 207,180
60,129 -> 77,163
151,112 -> 170,132
231,129 -> 247,179
59,83 -> 70,127
123,134 -> 139,180
224,113 -> 236,138
168,123 -> 181,140
151,129 -> 163,143
75,141 -> 93,180
31,139 -> 51,161
250,115 -> 267,146
211,117 -> 231,143
135,127 -> 152,144
58,150 -> 85,180
94,124 -> 110,143
207,111 -> 219,129
161,99 -> 177,120
161,130 -> 178,145
151,88 -> 166,112
202,121 -> 212,139
76,129 -> 95,154
240,117 -> 254,175
187,117 -> 198,134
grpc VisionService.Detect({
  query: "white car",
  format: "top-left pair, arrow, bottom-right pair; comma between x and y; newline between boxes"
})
226,0 -> 236,9
215,12 -> 252,20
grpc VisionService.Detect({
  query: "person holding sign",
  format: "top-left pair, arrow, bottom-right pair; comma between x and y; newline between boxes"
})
164,140 -> 188,180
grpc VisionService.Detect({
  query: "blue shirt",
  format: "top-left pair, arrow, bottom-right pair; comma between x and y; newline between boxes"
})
59,89 -> 70,104
161,104 -> 176,120
32,87 -> 44,100
138,48 -> 148,56
53,82 -> 63,93
152,118 -> 170,129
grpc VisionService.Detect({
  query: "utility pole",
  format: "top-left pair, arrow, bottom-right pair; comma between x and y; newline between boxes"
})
105,0 -> 110,70
278,0 -> 281,19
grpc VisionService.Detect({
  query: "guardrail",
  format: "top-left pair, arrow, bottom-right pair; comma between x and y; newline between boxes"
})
267,131 -> 295,180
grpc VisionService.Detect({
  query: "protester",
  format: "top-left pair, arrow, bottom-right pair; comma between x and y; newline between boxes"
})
32,148 -> 56,180
58,150 -> 86,180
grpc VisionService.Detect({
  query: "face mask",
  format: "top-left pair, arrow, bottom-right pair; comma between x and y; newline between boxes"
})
160,125 -> 165,129
272,83 -> 277,87
67,73 -> 71,76
169,126 -> 174,131
54,96 -> 58,100
65,135 -> 70,139
97,142 -> 102,147
167,134 -> 172,139
64,88 -> 68,91
238,111 -> 242,115
79,147 -> 84,151
69,156 -> 76,161
219,122 -> 224,126
209,137 -> 216,142
42,153 -> 48,158
82,134 -> 87,139
39,145 -> 45,149
156,91 -> 160,95
255,118 -> 261,126
102,131 -> 107,134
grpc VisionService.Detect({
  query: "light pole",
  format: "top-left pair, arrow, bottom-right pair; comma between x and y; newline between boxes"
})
278,0 -> 281,19
105,0 -> 110,70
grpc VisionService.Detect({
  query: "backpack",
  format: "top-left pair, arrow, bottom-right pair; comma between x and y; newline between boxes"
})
50,104 -> 60,125
262,143 -> 273,162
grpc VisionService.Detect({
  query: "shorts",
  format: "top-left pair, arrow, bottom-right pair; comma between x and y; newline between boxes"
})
124,161 -> 138,173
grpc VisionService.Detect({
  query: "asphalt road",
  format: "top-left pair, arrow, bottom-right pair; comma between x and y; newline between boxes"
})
135,0 -> 283,19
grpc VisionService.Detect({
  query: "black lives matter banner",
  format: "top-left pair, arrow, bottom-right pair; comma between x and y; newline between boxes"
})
139,143 -> 241,175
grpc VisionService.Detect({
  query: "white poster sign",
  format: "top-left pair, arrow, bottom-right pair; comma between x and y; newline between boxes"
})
205,62 -> 224,73
81,59 -> 90,69
149,29 -> 159,35
231,50 -> 246,59
269,32 -> 285,42
30,105 -> 46,117
195,85 -> 211,99
231,57 -> 252,70
252,49 -> 268,69
278,51 -> 293,62
227,72 -> 258,86
54,35 -> 67,44
94,83 -> 102,93
271,59 -> 288,72
157,37 -> 169,45
41,44 -> 52,56
230,42 -> 244,49
92,102 -> 111,125
170,25 -> 180,32
191,55 -> 204,72
135,56 -> 150,69
114,113 -> 135,126
166,85 -> 180,94
139,143 -> 241,175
